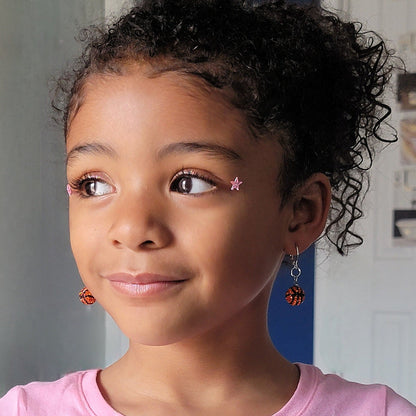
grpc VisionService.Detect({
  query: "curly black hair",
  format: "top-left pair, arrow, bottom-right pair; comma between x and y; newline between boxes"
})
54,0 -> 399,254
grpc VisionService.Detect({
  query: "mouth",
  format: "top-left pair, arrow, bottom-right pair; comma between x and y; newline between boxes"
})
104,273 -> 187,297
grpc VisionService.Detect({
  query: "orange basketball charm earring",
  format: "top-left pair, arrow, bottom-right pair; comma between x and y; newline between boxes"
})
79,287 -> 96,305
285,246 -> 305,306
285,285 -> 305,306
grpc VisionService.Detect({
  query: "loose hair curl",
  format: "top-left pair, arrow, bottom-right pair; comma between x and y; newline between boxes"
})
54,0 -> 399,255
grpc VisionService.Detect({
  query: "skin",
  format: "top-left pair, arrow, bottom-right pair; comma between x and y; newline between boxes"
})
66,67 -> 331,416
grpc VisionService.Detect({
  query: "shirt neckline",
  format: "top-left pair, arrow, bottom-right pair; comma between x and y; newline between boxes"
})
80,363 -> 319,416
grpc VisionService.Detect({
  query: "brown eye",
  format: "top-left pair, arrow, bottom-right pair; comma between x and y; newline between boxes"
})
178,177 -> 193,193
80,178 -> 113,197
170,174 -> 215,195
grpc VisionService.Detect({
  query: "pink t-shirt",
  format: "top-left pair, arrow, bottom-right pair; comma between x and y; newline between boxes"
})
0,363 -> 414,415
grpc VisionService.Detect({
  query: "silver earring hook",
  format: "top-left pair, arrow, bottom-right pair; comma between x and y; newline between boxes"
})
290,245 -> 301,284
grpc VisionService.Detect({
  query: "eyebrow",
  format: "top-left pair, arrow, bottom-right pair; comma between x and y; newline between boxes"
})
66,142 -> 117,165
66,140 -> 243,165
157,141 -> 242,162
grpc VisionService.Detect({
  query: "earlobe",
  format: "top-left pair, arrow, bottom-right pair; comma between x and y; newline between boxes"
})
285,173 -> 331,253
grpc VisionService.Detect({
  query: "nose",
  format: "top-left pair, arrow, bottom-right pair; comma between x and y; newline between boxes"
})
107,191 -> 173,251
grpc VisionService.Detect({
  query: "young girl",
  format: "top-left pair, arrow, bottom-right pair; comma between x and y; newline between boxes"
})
1,0 -> 415,414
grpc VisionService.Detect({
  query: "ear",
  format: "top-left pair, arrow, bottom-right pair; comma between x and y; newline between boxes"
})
284,173 -> 331,255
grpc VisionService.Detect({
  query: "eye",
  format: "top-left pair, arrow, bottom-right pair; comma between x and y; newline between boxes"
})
170,171 -> 216,195
70,175 -> 114,197
83,179 -> 113,196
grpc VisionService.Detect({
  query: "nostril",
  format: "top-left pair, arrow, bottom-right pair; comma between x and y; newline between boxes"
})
112,239 -> 123,248
140,240 -> 156,247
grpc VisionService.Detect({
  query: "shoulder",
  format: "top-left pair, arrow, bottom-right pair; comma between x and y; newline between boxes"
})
292,364 -> 416,416
0,369 -> 100,415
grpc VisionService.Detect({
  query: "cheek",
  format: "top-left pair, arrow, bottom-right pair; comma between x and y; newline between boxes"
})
69,205 -> 101,272
180,204 -> 284,286
221,224 -> 282,283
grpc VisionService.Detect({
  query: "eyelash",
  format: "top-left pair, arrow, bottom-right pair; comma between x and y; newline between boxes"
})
69,174 -> 109,198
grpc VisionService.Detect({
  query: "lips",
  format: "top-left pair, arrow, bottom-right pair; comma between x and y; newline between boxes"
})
104,273 -> 187,297
106,272 -> 183,284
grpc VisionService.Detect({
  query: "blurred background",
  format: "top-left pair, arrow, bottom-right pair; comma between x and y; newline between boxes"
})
0,0 -> 415,405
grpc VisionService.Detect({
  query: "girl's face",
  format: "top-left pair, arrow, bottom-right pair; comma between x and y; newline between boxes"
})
66,69 -> 293,345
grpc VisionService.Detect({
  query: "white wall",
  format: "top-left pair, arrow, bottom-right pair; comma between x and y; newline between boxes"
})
105,0 -> 133,19
0,0 -> 106,395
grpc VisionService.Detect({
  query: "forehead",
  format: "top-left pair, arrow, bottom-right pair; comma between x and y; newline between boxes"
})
67,68 -> 254,149
73,68 -> 243,121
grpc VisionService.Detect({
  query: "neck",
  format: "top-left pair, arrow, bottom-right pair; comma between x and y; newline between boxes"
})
99,290 -> 299,412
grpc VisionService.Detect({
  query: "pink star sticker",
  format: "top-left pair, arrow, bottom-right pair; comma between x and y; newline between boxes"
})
230,177 -> 243,191
66,184 -> 72,196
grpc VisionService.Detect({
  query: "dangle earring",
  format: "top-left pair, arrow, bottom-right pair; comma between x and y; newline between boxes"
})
79,287 -> 96,305
285,246 -> 305,306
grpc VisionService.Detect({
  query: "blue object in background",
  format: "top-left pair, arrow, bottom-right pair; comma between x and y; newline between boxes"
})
267,245 -> 315,364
